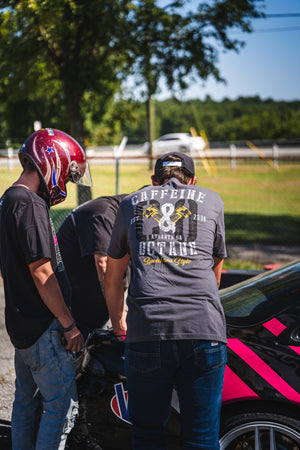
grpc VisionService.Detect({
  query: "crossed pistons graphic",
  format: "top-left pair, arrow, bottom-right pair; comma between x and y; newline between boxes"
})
143,204 -> 192,233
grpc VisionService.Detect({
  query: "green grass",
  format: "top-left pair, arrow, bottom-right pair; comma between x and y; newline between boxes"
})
224,213 -> 300,244
1,161 -> 300,248
196,162 -> 300,216
222,259 -> 264,271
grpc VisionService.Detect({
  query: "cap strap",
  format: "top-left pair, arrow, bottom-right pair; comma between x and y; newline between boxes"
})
162,161 -> 182,167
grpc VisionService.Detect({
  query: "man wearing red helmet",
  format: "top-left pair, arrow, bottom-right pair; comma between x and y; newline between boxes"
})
0,128 -> 92,449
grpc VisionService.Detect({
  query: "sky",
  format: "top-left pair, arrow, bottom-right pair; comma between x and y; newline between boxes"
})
155,0 -> 300,102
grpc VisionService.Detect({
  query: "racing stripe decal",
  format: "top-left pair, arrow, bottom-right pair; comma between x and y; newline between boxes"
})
227,338 -> 300,403
222,365 -> 260,403
288,346 -> 300,355
263,318 -> 300,355
263,318 -> 286,336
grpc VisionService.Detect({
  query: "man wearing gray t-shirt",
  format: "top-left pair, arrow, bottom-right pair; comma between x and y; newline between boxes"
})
104,152 -> 227,450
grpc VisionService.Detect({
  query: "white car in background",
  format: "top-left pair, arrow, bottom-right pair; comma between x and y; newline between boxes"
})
144,133 -> 206,155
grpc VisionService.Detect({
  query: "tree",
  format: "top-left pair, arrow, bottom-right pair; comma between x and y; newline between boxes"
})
125,0 -> 265,168
0,1 -> 266,156
0,0 -> 132,201
0,0 -> 132,140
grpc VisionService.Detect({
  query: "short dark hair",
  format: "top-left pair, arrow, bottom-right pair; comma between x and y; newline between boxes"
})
22,158 -> 36,173
153,154 -> 195,185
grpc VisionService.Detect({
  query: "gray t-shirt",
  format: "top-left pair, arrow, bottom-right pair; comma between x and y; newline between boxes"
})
108,178 -> 227,343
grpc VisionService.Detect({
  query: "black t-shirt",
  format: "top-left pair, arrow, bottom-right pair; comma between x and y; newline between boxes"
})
0,186 -> 70,349
57,195 -> 127,334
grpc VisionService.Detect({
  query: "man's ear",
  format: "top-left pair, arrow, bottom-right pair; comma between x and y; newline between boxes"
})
188,176 -> 196,185
151,175 -> 159,186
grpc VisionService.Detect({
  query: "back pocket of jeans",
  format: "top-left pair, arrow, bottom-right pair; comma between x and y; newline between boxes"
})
193,342 -> 226,372
126,343 -> 161,374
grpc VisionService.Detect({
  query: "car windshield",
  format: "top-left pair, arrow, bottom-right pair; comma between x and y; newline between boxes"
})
221,259 -> 300,326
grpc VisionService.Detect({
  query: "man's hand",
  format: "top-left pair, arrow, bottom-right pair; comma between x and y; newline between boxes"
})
104,254 -> 130,338
29,258 -> 85,350
63,326 -> 85,352
112,309 -> 127,338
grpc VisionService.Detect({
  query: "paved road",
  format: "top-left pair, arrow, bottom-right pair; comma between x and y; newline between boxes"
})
1,145 -> 300,168
227,243 -> 300,266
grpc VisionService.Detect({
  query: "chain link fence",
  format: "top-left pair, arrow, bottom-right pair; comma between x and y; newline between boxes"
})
1,143 -> 300,258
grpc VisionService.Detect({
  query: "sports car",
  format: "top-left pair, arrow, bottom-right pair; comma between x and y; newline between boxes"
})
68,260 -> 300,450
72,259 -> 300,448
1,262 -> 299,449
220,258 -> 300,448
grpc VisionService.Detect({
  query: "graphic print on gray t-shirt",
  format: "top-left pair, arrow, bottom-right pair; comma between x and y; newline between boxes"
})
108,178 -> 227,344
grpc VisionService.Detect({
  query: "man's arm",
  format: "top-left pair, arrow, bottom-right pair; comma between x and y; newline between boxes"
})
94,254 -> 107,284
212,256 -> 224,288
29,258 -> 84,352
104,254 -> 130,336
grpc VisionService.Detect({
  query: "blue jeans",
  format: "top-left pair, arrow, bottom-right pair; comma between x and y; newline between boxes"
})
125,340 -> 226,450
11,319 -> 78,450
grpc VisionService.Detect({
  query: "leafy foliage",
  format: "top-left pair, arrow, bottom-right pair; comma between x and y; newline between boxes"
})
125,0 -> 264,96
0,0 -> 131,142
0,0 -> 265,147
108,96 -> 300,144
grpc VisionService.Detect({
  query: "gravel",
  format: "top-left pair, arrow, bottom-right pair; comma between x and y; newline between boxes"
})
0,278 -> 14,423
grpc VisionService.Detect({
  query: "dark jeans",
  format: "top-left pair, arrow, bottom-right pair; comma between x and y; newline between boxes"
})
125,340 -> 226,450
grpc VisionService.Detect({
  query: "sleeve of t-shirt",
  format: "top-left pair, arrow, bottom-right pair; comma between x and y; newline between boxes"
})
107,204 -> 129,259
78,212 -> 116,257
213,201 -> 227,258
17,202 -> 52,264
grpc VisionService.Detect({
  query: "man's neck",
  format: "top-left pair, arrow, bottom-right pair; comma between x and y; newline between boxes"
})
13,184 -> 30,190
13,170 -> 40,194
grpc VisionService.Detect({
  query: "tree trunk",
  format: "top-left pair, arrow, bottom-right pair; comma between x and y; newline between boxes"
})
146,94 -> 155,171
66,91 -> 92,205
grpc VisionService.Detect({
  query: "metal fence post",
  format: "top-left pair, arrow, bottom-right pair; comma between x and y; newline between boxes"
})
273,144 -> 279,170
7,147 -> 14,172
230,144 -> 236,170
114,137 -> 128,195
115,155 -> 120,195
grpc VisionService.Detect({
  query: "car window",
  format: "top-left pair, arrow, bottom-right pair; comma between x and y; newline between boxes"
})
161,137 -> 180,141
221,261 -> 300,326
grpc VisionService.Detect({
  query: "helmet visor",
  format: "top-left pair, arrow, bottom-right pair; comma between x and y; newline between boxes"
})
68,161 -> 93,187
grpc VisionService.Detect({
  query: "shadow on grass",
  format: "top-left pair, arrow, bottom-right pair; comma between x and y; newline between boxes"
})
225,214 -> 300,244
50,209 -> 300,245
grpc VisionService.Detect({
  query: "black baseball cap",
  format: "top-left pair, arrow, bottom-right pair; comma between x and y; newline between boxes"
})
154,152 -> 195,176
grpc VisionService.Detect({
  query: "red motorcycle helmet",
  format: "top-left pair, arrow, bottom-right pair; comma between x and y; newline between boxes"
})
19,128 -> 92,206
